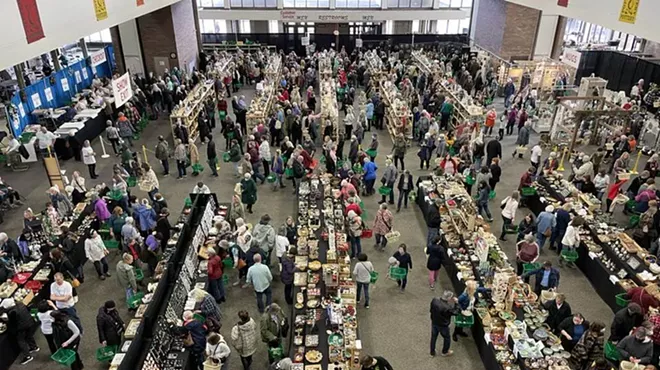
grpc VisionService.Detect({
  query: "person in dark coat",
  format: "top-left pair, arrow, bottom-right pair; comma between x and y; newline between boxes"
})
58,232 -> 84,282
174,122 -> 190,145
207,134 -> 219,177
1,299 -> 39,365
486,138 -> 502,165
182,310 -> 207,370
50,248 -> 79,282
427,234 -> 446,290
610,303 -> 644,342
280,247 -> 296,305
430,290 -> 460,356
0,233 -> 24,263
96,300 -> 125,347
155,208 -> 172,245
396,170 -> 414,212
558,313 -> 589,352
241,173 -> 258,214
426,199 -> 443,248
489,158 -> 502,191
543,294 -> 572,333
523,261 -> 560,296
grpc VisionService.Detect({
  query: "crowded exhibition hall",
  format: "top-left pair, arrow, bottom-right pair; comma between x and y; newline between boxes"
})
2,0 -> 660,370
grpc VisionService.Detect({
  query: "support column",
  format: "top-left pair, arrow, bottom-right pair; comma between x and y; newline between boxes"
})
550,16 -> 567,59
191,0 -> 202,51
14,65 -> 26,89
110,26 -> 126,74
137,0 -> 199,75
79,38 -> 89,59
51,50 -> 62,71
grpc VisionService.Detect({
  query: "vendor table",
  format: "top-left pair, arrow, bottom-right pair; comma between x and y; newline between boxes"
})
53,109 -> 109,161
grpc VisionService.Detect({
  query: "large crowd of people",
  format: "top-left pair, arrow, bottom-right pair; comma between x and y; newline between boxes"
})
2,41 -> 660,370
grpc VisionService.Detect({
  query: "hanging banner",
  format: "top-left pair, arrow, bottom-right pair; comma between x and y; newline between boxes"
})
112,72 -> 134,108
561,48 -> 582,69
557,0 -> 568,7
82,68 -> 89,80
31,93 -> 42,108
356,38 -> 363,48
44,87 -> 53,102
18,104 -> 25,118
61,78 -> 70,92
93,0 -> 108,21
301,36 -> 310,46
619,0 -> 640,24
90,49 -> 107,67
17,0 -> 45,44
137,0 -> 145,5
75,71 -> 82,84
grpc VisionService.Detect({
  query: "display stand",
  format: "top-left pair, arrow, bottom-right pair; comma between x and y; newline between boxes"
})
508,58 -> 575,100
246,52 -> 282,133
288,176 -> 361,369
169,81 -> 216,144
318,53 -> 339,141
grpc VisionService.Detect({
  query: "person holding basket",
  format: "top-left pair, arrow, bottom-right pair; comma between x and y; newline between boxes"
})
391,244 -> 412,293
352,253 -> 375,309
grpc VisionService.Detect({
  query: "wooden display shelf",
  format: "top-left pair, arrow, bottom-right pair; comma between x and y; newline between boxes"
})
246,54 -> 281,133
169,81 -> 216,144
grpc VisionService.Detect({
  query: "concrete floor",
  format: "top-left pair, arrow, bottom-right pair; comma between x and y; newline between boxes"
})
5,87 -> 619,370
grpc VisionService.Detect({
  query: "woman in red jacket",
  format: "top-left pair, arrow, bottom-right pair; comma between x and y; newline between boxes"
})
207,248 -> 225,303
606,177 -> 628,214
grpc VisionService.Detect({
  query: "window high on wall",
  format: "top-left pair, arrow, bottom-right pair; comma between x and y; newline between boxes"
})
197,0 -> 224,7
199,19 -> 228,33
563,18 -> 641,52
85,29 -> 112,43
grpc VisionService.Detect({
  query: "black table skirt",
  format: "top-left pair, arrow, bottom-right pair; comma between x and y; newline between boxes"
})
576,246 -> 625,312
54,110 -> 109,161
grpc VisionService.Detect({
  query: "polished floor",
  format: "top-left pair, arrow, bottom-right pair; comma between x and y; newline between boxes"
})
3,87 -> 619,370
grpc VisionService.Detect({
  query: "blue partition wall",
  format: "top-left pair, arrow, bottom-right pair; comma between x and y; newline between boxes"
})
9,45 -> 116,137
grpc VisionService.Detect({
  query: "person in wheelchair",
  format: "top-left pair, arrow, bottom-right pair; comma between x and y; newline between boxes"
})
0,177 -> 23,208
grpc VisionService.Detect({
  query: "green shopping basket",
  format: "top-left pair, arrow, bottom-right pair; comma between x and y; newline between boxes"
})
489,190 -> 496,199
369,271 -> 379,284
523,262 -> 541,274
389,267 -> 407,279
604,341 -> 621,362
103,239 -> 119,249
285,168 -> 294,178
222,257 -> 234,268
560,250 -> 579,262
615,293 -> 630,307
465,175 -> 475,185
192,163 -> 205,173
134,267 -> 144,281
127,291 -> 145,309
455,313 -> 475,328
521,187 -> 536,196
193,313 -> 206,323
366,149 -> 377,158
127,176 -> 137,187
222,152 -> 231,162
51,348 -> 77,366
219,111 -> 227,121
378,186 -> 392,195
266,174 -> 276,183
96,345 -> 118,362
352,163 -> 363,174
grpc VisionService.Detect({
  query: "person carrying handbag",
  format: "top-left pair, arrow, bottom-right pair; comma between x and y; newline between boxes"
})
205,333 -> 231,370
352,254 -> 375,309
373,203 -> 393,251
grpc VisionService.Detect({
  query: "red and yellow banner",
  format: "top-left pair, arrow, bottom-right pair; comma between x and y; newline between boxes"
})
17,0 -> 45,44
93,0 -> 108,21
619,0 -> 640,24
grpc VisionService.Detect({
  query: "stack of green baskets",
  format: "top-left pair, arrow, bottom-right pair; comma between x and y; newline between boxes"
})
127,291 -> 145,309
455,314 -> 475,328
521,187 -> 537,196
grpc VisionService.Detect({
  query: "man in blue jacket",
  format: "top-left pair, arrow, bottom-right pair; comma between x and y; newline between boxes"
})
535,205 -> 557,251
523,261 -> 560,296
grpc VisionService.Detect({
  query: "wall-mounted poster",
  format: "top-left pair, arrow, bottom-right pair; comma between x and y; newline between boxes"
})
18,104 -> 25,118
61,78 -> 70,92
44,87 -> 53,102
619,0 -> 640,24
82,68 -> 89,80
31,93 -> 41,108
74,71 -> 82,84
17,0 -> 45,44
137,0 -> 145,5
93,0 -> 108,21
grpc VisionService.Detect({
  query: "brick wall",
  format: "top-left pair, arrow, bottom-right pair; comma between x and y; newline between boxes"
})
110,26 -> 126,74
472,0 -> 507,55
500,2 -> 541,60
172,0 -> 199,73
137,6 -> 177,75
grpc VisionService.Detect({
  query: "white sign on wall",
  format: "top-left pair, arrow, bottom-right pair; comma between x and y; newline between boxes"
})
90,49 -> 107,67
356,38 -> 363,48
18,104 -> 25,118
44,87 -> 53,102
301,36 -> 309,46
31,93 -> 42,108
562,48 -> 582,69
74,71 -> 82,84
112,72 -> 133,108
82,68 -> 89,80
61,78 -> 70,92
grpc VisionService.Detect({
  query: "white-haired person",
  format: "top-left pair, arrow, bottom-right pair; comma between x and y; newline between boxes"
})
246,253 -> 272,313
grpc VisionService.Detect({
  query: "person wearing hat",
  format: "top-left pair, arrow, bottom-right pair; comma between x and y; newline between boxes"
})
96,300 -> 125,348
535,205 -> 556,251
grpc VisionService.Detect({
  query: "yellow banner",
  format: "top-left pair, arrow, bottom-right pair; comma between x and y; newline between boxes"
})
93,0 -> 108,21
619,0 -> 640,24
